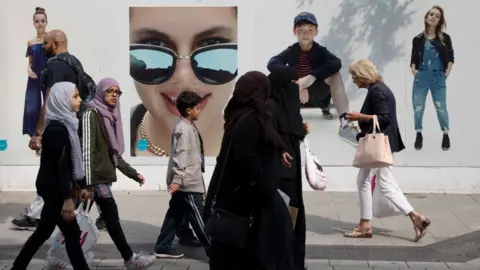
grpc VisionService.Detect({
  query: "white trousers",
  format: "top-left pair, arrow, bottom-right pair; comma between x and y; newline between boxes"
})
27,195 -> 44,220
357,166 -> 414,220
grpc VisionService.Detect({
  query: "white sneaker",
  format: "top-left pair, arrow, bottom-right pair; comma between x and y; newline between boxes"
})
339,122 -> 360,146
124,252 -> 156,269
45,256 -> 73,269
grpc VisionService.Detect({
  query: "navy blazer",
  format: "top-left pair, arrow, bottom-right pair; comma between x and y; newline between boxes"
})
357,81 -> 405,153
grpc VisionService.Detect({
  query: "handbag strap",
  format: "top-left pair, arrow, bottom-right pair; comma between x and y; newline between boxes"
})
212,139 -> 233,202
371,115 -> 381,134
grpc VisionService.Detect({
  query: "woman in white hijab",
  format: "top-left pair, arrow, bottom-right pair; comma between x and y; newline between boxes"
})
11,82 -> 91,270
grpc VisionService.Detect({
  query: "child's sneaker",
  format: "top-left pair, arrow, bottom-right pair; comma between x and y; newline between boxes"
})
154,248 -> 184,259
322,108 -> 334,120
124,253 -> 156,269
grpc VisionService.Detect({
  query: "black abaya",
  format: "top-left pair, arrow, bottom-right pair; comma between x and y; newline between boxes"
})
268,66 -> 307,269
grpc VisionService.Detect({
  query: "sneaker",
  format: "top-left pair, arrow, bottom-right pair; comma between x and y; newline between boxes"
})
154,248 -> 184,259
339,122 -> 360,146
125,253 -> 156,269
442,134 -> 450,150
322,109 -> 334,120
95,216 -> 107,231
11,211 -> 39,231
414,132 -> 423,150
45,256 -> 72,269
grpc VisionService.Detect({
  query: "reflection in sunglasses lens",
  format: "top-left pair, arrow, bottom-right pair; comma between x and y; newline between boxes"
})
129,45 -> 237,85
193,48 -> 237,85
130,49 -> 174,85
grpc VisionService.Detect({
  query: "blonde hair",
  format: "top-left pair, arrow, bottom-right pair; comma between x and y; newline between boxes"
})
424,5 -> 447,44
349,59 -> 382,85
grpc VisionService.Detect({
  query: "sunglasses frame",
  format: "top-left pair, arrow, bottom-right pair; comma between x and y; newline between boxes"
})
129,43 -> 238,85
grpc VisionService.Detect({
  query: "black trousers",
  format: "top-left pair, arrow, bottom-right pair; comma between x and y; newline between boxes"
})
11,198 -> 90,270
154,192 -> 210,255
94,196 -> 134,261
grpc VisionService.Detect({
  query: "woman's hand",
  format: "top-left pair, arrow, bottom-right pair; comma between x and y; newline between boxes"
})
281,152 -> 293,168
411,68 -> 417,76
28,68 -> 38,79
304,122 -> 310,134
445,70 -> 451,78
79,189 -> 92,201
346,112 -> 362,121
62,199 -> 75,222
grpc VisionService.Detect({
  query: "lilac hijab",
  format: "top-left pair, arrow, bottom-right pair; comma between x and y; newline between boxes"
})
88,78 -> 125,163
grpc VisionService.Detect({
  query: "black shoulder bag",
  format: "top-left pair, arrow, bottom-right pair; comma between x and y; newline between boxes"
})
205,141 -> 254,248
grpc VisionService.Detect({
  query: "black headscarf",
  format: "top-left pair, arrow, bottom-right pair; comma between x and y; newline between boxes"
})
268,67 -> 304,136
224,71 -> 285,149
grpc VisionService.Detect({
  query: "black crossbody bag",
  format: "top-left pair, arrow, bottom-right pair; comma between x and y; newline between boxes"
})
204,141 -> 254,248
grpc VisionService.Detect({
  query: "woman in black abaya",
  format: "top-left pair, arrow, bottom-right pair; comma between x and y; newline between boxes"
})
204,71 -> 295,270
268,66 -> 308,270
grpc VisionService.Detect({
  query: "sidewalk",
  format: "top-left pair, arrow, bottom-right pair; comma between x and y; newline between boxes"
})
1,191 -> 480,269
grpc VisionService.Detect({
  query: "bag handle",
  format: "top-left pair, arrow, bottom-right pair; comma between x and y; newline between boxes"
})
77,199 -> 95,213
371,115 -> 382,135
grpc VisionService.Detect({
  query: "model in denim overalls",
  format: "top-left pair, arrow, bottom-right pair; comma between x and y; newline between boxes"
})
412,39 -> 449,148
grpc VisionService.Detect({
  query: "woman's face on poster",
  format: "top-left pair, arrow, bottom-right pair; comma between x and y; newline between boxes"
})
129,7 -> 238,133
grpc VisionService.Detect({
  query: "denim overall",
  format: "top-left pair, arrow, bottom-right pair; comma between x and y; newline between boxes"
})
412,40 -> 449,131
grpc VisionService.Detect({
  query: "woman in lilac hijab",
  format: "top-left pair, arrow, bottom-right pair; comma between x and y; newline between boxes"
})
79,78 -> 156,269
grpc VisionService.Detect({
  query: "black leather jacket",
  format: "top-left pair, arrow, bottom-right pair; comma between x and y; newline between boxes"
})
410,32 -> 454,71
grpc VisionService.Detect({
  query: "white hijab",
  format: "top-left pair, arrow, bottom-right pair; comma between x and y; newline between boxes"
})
44,82 -> 84,181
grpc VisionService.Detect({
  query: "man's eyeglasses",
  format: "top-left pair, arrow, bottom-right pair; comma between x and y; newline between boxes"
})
129,43 -> 238,85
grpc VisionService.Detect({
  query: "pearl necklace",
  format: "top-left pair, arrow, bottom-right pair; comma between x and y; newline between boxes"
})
139,113 -> 170,157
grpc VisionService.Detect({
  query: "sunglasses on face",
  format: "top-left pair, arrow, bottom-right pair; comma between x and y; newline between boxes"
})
129,43 -> 238,85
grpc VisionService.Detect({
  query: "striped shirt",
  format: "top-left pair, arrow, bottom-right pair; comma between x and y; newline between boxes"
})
296,52 -> 312,78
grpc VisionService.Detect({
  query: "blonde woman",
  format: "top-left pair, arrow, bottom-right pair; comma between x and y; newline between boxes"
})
344,60 -> 430,241
410,5 -> 453,150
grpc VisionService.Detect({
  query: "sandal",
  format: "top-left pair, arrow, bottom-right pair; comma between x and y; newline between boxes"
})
413,216 -> 431,242
343,227 -> 373,238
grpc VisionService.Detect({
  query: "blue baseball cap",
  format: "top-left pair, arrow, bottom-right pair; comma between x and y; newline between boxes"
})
294,12 -> 318,26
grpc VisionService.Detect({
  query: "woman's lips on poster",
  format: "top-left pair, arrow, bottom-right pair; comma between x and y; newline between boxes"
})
161,92 -> 212,116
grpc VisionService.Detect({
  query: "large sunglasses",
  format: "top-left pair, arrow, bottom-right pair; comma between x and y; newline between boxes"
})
130,43 -> 238,85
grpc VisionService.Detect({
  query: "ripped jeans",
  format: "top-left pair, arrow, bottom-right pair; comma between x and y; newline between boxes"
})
412,69 -> 449,132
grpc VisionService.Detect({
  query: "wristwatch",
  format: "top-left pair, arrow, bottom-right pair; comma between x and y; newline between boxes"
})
35,131 -> 42,137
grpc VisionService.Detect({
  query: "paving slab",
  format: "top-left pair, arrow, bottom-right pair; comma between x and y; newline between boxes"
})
1,191 -> 480,266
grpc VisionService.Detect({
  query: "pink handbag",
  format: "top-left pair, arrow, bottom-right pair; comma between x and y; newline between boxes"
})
352,115 -> 393,168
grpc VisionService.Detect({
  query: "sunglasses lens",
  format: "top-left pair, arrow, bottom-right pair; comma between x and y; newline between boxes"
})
130,48 -> 174,84
193,48 -> 237,85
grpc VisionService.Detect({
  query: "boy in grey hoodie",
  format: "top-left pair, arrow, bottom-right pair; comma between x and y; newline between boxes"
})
153,90 -> 210,258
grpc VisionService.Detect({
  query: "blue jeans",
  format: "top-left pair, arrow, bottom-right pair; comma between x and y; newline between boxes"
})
412,70 -> 449,131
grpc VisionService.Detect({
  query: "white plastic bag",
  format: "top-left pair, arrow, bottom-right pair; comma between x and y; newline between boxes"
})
372,175 -> 402,218
303,138 -> 327,190
46,202 -> 100,269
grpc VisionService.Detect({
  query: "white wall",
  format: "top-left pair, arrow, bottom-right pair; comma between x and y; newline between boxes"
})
1,0 -> 479,193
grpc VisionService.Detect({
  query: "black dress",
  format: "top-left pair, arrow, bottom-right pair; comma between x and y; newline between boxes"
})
205,113 -> 295,270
